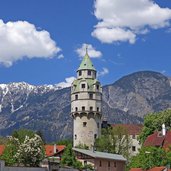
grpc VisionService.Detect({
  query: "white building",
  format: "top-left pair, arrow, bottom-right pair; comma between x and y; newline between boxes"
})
71,51 -> 102,148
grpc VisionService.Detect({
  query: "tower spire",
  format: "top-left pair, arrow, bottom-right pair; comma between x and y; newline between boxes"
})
86,44 -> 88,55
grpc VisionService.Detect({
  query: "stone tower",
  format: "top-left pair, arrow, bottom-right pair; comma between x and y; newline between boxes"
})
71,51 -> 102,148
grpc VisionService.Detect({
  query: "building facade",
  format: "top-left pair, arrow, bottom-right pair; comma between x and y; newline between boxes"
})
73,148 -> 126,171
71,51 -> 102,148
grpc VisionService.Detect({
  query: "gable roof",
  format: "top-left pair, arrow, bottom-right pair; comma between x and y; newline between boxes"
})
44,145 -> 66,157
112,124 -> 143,135
144,130 -> 171,149
73,148 -> 126,162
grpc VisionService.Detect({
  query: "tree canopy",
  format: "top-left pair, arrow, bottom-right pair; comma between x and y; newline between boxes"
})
95,126 -> 132,159
129,146 -> 168,170
139,109 -> 171,143
0,129 -> 45,166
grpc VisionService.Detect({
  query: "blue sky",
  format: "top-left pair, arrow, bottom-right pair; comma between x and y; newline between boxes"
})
0,0 -> 171,87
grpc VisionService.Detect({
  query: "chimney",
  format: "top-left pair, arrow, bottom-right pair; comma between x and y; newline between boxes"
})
53,144 -> 57,154
162,123 -> 166,136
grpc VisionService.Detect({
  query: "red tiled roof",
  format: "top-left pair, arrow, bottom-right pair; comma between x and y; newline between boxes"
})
112,124 -> 143,135
130,167 -> 166,171
149,167 -> 166,171
163,131 -> 171,149
144,130 -> 171,149
0,145 -> 5,155
45,145 -> 66,157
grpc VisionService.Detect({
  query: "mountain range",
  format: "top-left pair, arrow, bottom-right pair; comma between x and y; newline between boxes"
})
0,71 -> 171,142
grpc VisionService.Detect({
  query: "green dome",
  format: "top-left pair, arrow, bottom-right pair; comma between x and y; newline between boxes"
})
77,53 -> 96,71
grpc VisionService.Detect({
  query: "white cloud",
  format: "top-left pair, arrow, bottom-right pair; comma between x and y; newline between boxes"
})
76,43 -> 102,58
92,0 -> 171,44
92,27 -> 136,44
97,67 -> 109,77
56,77 -> 75,88
0,20 -> 60,67
57,54 -> 64,59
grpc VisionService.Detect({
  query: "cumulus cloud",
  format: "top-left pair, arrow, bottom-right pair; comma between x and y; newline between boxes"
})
56,77 -> 75,88
76,43 -> 102,58
97,67 -> 109,77
0,20 -> 60,66
92,0 -> 171,44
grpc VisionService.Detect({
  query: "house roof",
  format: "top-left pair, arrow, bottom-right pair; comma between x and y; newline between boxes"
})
144,130 -> 171,149
44,145 -> 66,157
112,124 -> 143,135
0,145 -> 5,155
130,167 -> 168,171
73,148 -> 127,162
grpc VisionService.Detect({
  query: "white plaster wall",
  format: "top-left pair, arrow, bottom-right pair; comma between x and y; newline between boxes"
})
73,115 -> 101,148
130,135 -> 141,156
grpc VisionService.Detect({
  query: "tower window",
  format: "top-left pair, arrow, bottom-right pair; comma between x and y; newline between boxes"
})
75,94 -> 78,100
96,85 -> 99,90
82,106 -> 85,111
90,106 -> 93,111
75,107 -> 78,111
94,134 -> 97,139
75,134 -> 77,140
89,93 -> 93,99
81,84 -> 85,89
132,146 -> 136,152
88,70 -> 91,76
97,107 -> 99,112
79,71 -> 82,76
83,122 -> 87,127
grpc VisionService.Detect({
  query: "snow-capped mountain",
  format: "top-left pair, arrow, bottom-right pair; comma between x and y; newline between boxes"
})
0,71 -> 171,142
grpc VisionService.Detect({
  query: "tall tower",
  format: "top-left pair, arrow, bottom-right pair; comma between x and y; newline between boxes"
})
71,51 -> 102,148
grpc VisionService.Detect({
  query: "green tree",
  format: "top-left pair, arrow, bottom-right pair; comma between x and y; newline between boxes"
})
129,146 -> 167,170
139,109 -> 171,143
12,129 -> 35,143
95,126 -> 132,159
0,137 -> 19,166
0,129 -> 45,166
60,144 -> 83,169
56,139 -> 72,146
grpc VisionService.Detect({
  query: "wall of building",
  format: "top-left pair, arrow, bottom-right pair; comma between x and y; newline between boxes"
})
73,114 -> 101,147
130,134 -> 141,156
94,159 -> 125,171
